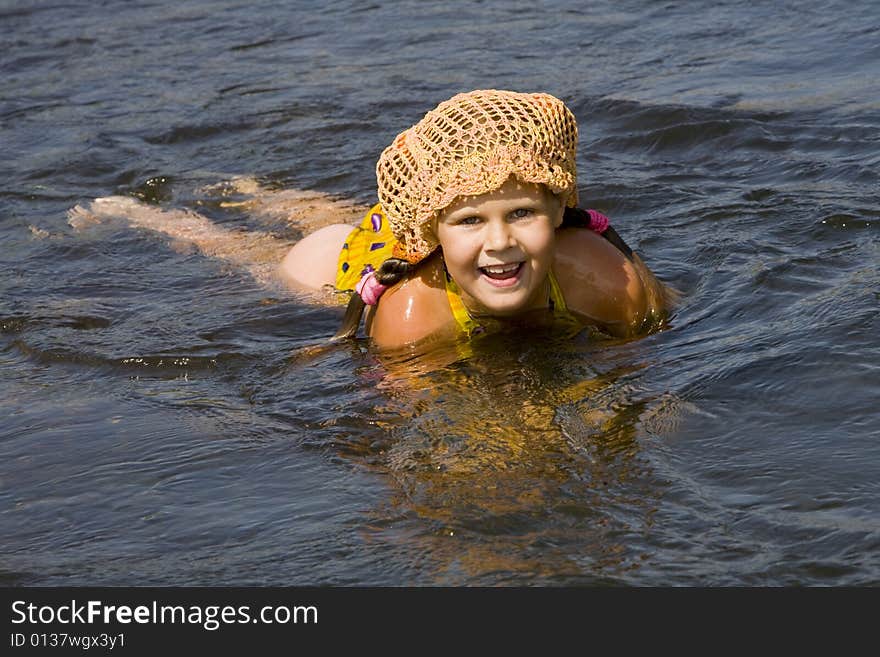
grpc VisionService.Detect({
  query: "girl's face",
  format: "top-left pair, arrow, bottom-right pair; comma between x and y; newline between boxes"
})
435,177 -> 564,317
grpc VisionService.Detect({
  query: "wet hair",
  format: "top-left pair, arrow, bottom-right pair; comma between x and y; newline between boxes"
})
332,257 -> 413,341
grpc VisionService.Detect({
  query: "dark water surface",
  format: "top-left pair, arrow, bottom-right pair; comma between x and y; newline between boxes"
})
2,0 -> 878,585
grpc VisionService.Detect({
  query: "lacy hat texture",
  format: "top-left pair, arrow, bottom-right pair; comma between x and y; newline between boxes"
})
375,89 -> 579,264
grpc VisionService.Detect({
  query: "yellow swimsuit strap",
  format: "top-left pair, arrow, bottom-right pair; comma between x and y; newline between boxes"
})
547,268 -> 569,314
444,268 -> 571,336
444,275 -> 483,336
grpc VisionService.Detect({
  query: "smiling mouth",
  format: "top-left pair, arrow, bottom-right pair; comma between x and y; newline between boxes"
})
479,262 -> 523,281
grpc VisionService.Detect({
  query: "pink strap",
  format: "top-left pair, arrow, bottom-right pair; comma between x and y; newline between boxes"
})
356,271 -> 388,305
586,209 -> 609,234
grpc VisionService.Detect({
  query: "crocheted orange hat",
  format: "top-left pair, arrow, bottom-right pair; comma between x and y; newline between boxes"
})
376,89 -> 580,264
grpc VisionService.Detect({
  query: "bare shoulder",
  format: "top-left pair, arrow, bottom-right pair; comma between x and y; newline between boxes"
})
554,227 -> 668,337
366,254 -> 459,349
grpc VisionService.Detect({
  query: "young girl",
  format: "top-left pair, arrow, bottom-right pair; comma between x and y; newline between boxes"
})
278,89 -> 670,349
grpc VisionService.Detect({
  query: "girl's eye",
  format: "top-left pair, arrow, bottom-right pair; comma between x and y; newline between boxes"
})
511,208 -> 533,219
457,216 -> 482,225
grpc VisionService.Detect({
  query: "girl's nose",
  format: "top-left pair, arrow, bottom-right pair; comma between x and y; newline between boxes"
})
484,218 -> 513,251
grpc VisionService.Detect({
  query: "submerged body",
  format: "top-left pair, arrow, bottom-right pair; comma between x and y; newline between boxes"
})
281,177 -> 669,349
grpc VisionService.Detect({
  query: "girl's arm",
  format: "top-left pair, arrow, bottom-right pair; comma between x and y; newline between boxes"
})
554,228 -> 670,338
366,255 -> 460,349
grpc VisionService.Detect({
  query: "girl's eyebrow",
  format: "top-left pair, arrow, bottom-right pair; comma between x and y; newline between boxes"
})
440,206 -> 482,222
442,208 -> 479,219
442,197 -> 539,219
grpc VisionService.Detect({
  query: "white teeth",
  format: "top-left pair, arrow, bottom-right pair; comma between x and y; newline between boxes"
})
482,263 -> 519,274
